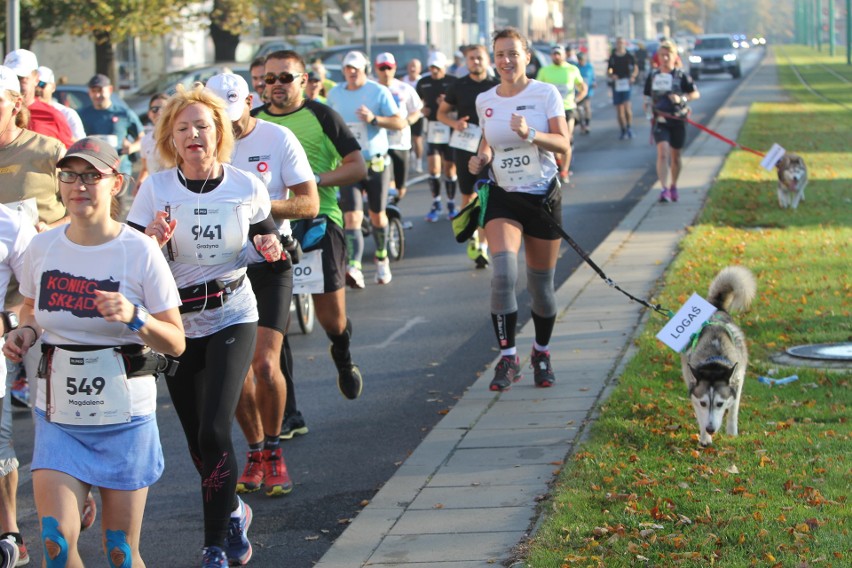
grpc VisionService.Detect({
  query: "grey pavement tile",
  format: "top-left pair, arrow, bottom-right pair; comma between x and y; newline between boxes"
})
316,508 -> 404,566
431,397 -> 491,430
367,531 -> 521,564
427,463 -> 559,488
367,464 -> 439,509
389,505 -> 536,535
458,427 -> 577,448
491,396 -> 596,413
494,379 -> 604,400
445,445 -> 569,468
409,485 -> 541,510
472,408 -> 589,430
402,429 -> 467,467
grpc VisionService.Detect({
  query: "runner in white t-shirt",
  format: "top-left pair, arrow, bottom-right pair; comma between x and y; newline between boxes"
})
3,137 -> 185,568
469,28 -> 571,394
125,85 -> 285,568
206,73 -> 318,499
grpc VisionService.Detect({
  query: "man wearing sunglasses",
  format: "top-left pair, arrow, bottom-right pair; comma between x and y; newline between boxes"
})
326,50 -> 405,288
252,50 -> 367,434
373,53 -> 422,201
35,66 -> 86,141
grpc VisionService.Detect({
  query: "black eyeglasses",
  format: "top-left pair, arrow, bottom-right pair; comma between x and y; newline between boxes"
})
264,72 -> 303,85
376,64 -> 395,71
149,106 -> 162,113
58,171 -> 116,185
37,81 -> 46,89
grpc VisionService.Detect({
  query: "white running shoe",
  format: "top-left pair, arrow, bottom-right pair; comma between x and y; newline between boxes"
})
375,257 -> 392,285
346,266 -> 366,289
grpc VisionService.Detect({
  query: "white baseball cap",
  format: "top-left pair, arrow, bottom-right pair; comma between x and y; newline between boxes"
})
206,73 -> 250,121
3,49 -> 38,76
375,52 -> 396,67
342,51 -> 368,70
0,66 -> 21,94
37,66 -> 55,84
427,52 -> 447,69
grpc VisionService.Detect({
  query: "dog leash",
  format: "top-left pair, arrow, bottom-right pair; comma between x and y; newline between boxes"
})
654,111 -> 766,158
489,183 -> 674,318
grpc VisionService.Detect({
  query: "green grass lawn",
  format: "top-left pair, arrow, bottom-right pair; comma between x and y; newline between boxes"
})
523,46 -> 851,567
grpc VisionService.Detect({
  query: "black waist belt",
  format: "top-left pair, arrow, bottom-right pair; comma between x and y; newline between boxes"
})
40,343 -> 178,378
178,274 -> 245,314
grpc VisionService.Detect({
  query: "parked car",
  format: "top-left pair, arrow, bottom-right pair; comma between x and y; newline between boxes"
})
123,63 -> 251,123
688,34 -> 741,80
54,84 -> 127,112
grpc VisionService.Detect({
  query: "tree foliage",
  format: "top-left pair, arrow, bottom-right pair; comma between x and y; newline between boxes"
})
211,0 -> 326,37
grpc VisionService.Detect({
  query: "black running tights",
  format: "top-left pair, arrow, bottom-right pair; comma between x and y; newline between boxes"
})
166,322 -> 257,549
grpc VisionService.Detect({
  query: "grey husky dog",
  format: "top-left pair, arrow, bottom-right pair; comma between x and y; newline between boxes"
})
776,153 -> 808,209
681,266 -> 757,446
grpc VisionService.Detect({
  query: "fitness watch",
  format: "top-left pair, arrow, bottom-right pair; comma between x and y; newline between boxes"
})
525,127 -> 537,144
127,305 -> 149,333
314,173 -> 322,185
1,311 -> 19,335
370,116 -> 379,126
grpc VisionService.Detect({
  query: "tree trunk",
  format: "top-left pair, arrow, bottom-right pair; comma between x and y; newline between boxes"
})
210,20 -> 240,62
93,30 -> 117,84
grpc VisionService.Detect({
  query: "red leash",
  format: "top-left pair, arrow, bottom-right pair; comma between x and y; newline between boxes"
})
655,112 -> 766,158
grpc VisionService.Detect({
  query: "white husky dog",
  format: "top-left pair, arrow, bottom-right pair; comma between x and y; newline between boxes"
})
681,266 -> 757,446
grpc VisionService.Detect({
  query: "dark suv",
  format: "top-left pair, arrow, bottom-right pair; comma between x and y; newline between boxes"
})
688,34 -> 741,80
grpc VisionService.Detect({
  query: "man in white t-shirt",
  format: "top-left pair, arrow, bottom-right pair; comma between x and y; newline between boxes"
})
207,73 -> 318,497
374,52 -> 422,201
35,66 -> 86,141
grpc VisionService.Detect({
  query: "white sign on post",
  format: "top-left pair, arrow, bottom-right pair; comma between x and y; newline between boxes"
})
760,143 -> 786,171
656,293 -> 717,353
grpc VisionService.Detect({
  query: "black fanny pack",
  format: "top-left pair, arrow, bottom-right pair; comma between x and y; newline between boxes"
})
178,275 -> 245,314
40,343 -> 178,378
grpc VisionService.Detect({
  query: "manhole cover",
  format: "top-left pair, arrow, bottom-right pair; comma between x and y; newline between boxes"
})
786,343 -> 852,361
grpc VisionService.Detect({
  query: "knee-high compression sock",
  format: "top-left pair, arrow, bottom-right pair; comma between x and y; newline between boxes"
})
527,266 -> 557,347
328,318 -> 353,363
344,229 -> 364,268
445,177 -> 457,200
373,225 -> 388,259
429,176 -> 441,198
491,251 -> 519,351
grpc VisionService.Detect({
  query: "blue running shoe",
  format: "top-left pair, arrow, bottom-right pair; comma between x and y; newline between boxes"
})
425,201 -> 441,223
225,499 -> 252,565
446,200 -> 458,220
201,546 -> 227,568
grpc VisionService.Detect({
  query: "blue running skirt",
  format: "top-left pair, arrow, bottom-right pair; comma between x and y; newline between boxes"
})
32,409 -> 164,491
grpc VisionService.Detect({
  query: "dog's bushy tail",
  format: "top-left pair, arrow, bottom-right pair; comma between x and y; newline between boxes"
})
708,266 -> 757,313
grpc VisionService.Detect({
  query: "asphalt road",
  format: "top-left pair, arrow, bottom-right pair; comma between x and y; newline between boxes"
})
10,48 -> 763,567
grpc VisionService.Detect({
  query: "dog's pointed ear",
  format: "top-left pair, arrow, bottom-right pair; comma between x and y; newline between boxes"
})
720,362 -> 738,384
687,364 -> 701,389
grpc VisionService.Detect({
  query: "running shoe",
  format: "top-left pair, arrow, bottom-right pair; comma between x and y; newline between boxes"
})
466,235 -> 480,261
262,448 -> 294,497
530,349 -> 556,388
425,201 -> 441,223
236,451 -> 264,494
489,355 -> 522,392
201,546 -> 227,568
659,188 -> 672,203
225,499 -> 252,566
0,537 -> 19,568
279,411 -> 309,440
0,533 -> 25,567
474,249 -> 490,269
345,265 -> 365,289
446,200 -> 458,220
619,129 -> 627,140
375,257 -> 392,285
626,127 -> 634,139
670,186 -> 679,202
331,346 -> 363,400
80,493 -> 97,532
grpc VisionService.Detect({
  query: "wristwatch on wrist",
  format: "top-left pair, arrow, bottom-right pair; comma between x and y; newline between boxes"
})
127,304 -> 149,333
525,127 -> 537,144
370,116 -> 379,126
1,311 -> 18,335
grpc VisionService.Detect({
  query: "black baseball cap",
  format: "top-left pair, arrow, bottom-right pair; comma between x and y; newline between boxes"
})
57,137 -> 121,173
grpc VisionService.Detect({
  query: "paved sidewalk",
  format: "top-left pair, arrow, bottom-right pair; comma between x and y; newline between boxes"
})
316,54 -> 783,568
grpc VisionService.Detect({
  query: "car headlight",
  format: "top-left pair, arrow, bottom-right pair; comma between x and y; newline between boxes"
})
723,53 -> 737,62
689,55 -> 702,63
